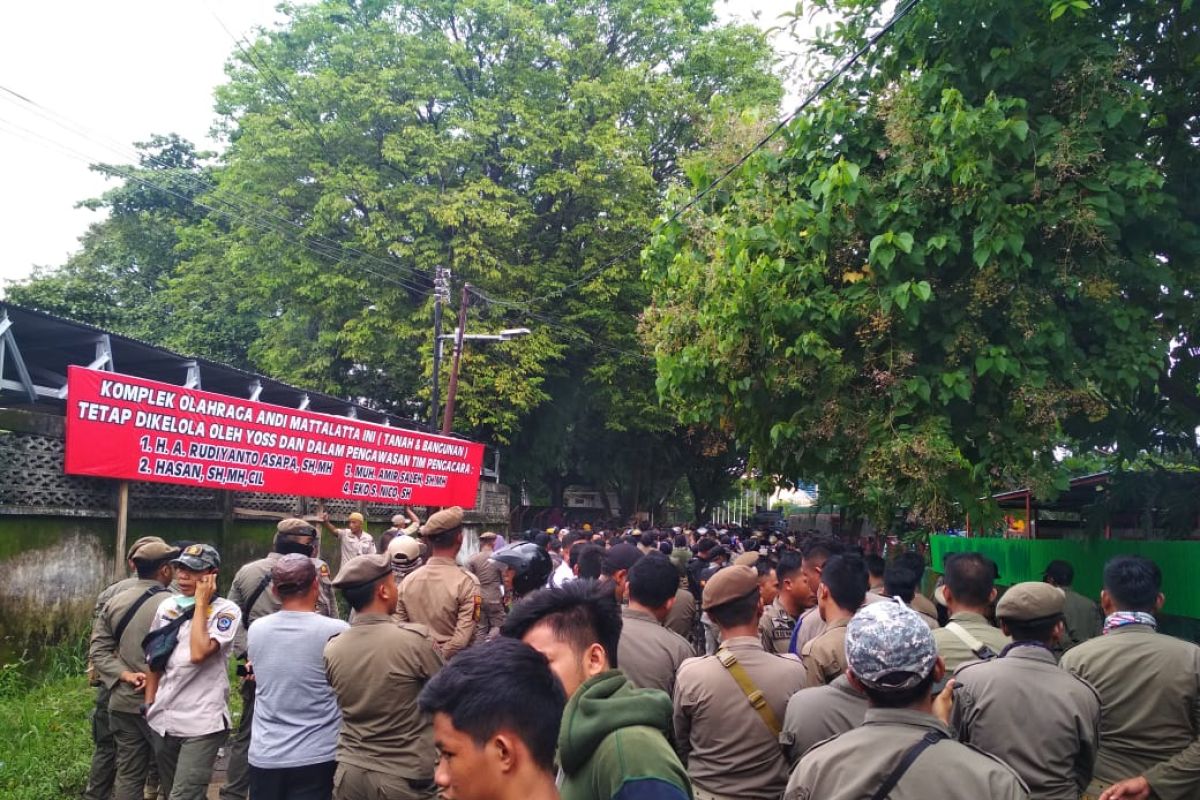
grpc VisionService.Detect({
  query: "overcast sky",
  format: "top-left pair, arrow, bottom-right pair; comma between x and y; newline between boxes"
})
0,1 -> 805,287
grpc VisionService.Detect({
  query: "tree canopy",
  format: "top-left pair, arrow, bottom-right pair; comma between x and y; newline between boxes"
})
644,0 -> 1200,526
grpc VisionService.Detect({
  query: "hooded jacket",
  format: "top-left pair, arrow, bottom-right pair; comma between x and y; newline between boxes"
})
559,670 -> 692,800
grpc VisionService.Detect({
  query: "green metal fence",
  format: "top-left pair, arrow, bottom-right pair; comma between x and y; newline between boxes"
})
930,535 -> 1200,619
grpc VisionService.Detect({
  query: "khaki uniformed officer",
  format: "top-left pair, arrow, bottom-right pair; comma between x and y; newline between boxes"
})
760,552 -> 810,655
395,507 -> 480,659
89,539 -> 178,800
325,553 -> 443,800
466,531 -> 505,643
221,518 -> 337,800
952,582 -> 1101,799
932,552 -> 1010,671
780,674 -> 868,767
800,554 -> 867,687
674,565 -> 806,800
618,551 -> 695,697
784,601 -> 1029,800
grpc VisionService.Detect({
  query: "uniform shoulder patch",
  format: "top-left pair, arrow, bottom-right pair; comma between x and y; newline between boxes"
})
215,611 -> 236,632
318,563 -> 331,578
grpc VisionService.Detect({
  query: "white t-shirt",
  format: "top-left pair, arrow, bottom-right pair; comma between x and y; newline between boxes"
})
335,528 -> 376,566
552,560 -> 574,588
248,610 -> 349,768
146,595 -> 241,738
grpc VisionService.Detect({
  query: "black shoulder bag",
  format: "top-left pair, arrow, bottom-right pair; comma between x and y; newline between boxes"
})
142,606 -> 196,672
869,730 -> 947,800
241,573 -> 274,627
113,585 -> 170,647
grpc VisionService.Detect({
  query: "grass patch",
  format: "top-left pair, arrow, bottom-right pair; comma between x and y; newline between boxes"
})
0,634 -> 93,800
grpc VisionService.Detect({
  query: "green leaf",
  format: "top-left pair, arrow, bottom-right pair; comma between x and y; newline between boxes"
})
913,281 -> 932,301
973,246 -> 990,268
895,232 -> 914,254
976,355 -> 993,376
1011,120 -> 1029,142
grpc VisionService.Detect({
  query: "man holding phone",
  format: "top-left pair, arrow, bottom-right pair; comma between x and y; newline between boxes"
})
144,544 -> 241,800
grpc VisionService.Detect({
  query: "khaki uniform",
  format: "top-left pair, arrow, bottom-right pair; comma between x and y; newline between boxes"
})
953,644 -> 1101,799
90,579 -> 172,800
395,557 -> 480,659
673,636 -> 806,800
222,552 -> 337,800
323,614 -> 442,799
932,611 -> 1011,672
617,607 -> 695,697
84,576 -> 143,800
1056,588 -> 1102,654
465,550 -> 505,642
780,674 -> 867,767
910,591 -> 939,622
792,593 -> 886,652
664,584 -> 699,645
785,708 -> 1029,799
800,617 -> 849,687
759,599 -> 797,655
1061,623 -> 1200,800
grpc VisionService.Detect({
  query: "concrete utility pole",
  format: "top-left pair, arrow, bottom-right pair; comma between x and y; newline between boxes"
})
441,283 -> 471,435
431,267 -> 451,428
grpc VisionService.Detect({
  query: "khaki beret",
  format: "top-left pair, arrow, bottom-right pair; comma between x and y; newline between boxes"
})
996,581 -> 1065,622
331,553 -> 392,589
703,565 -> 760,611
479,531 -> 499,541
277,517 -> 316,536
130,539 -> 179,562
126,536 -> 166,562
420,506 -> 464,538
733,551 -> 760,567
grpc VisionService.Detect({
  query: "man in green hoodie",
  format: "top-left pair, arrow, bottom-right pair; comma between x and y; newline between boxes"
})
502,580 -> 693,800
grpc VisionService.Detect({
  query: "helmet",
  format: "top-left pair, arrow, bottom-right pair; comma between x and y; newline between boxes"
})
491,541 -> 552,596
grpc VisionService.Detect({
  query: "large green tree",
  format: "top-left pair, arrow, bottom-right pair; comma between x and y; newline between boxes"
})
644,0 -> 1200,526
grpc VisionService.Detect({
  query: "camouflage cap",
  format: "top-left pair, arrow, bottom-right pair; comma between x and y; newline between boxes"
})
172,543 -> 221,571
845,599 -> 937,692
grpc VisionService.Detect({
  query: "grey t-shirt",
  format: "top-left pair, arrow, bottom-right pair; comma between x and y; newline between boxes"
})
247,610 -> 349,768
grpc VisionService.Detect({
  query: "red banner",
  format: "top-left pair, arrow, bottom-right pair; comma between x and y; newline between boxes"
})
64,366 -> 484,507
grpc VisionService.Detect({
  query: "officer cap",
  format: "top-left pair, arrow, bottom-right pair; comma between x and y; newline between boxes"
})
702,565 -> 760,611
421,507 -> 464,538
276,517 -> 317,537
126,536 -> 167,562
996,581 -> 1065,623
172,543 -> 221,571
332,552 -> 392,589
271,553 -> 317,594
131,539 -> 180,562
845,600 -> 937,692
733,551 -> 760,567
387,534 -> 421,564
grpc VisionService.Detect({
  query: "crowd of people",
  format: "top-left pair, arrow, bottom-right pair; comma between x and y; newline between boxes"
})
84,512 -> 1200,800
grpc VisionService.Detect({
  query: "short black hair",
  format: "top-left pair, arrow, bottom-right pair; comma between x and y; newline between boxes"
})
133,556 -> 172,580
1044,559 -> 1074,586
883,565 -> 918,604
895,550 -> 927,582
861,670 -> 936,709
341,575 -> 387,612
820,555 -> 868,611
534,533 -> 551,548
428,528 -> 462,549
627,552 -> 678,609
674,534 -> 687,548
1005,618 -> 1061,643
419,638 -> 564,773
639,531 -> 656,549
577,544 -> 604,580
801,536 -> 844,564
776,550 -> 803,582
547,538 -> 562,553
501,579 -> 622,668
1103,555 -> 1162,612
865,554 -> 886,579
708,588 -> 761,629
944,552 -> 994,607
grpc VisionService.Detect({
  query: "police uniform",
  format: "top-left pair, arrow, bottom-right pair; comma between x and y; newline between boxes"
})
324,554 -> 442,800
952,583 -> 1101,799
1061,614 -> 1200,800
673,566 -> 806,800
1057,587 -> 1102,653
784,601 -> 1028,800
759,599 -> 797,655
221,520 -> 338,800
145,545 -> 241,800
664,582 -> 699,646
89,540 -> 178,800
617,606 -> 694,697
780,674 -> 867,767
799,617 -> 850,687
932,611 -> 1011,672
791,592 -> 887,653
466,535 -> 505,643
394,508 -> 479,659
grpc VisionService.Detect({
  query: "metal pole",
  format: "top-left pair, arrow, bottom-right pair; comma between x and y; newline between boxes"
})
431,267 -> 449,428
115,481 -> 129,579
441,283 -> 471,435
